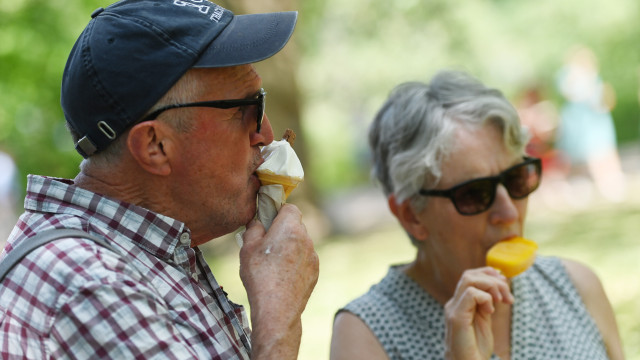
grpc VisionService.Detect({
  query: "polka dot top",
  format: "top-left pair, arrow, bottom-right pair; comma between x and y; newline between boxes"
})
339,256 -> 609,360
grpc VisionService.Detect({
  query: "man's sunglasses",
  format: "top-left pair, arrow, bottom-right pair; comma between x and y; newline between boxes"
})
141,88 -> 266,133
419,157 -> 542,215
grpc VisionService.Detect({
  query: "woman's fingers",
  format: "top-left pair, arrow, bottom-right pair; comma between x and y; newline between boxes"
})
454,267 -> 514,305
444,267 -> 514,360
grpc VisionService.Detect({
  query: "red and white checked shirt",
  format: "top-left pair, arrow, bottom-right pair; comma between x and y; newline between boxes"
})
0,175 -> 251,359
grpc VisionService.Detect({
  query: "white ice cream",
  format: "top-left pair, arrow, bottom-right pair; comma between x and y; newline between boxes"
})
257,139 -> 304,179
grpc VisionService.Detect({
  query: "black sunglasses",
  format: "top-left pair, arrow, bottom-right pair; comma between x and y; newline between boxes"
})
141,88 -> 266,133
418,157 -> 542,215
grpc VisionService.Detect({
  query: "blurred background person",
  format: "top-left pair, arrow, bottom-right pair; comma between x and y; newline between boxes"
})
555,45 -> 627,204
515,85 -> 573,209
516,85 -> 564,175
330,71 -> 624,360
0,149 -> 18,250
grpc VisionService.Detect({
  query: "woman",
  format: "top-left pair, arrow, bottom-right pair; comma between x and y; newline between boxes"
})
555,45 -> 626,202
330,71 -> 623,360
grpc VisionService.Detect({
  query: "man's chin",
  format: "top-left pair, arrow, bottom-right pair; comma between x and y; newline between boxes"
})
239,203 -> 259,228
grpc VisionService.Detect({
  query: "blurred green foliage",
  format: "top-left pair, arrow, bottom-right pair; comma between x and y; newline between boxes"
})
0,0 -> 107,195
1,0 -> 639,197
298,0 -> 640,194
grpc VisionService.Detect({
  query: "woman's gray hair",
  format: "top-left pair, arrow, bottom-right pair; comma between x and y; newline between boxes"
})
76,70 -> 200,171
369,70 -> 529,211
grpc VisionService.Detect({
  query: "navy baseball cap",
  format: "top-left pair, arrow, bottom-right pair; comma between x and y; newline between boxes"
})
61,0 -> 297,158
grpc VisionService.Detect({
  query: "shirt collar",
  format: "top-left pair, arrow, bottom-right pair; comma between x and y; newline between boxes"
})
24,175 -> 186,260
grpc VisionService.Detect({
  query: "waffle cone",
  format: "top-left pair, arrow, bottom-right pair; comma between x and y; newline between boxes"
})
257,171 -> 302,199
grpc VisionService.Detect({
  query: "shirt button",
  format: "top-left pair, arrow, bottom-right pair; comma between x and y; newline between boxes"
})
180,233 -> 190,245
191,273 -> 199,282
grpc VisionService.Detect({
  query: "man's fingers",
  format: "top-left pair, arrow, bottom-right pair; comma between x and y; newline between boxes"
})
241,218 -> 265,248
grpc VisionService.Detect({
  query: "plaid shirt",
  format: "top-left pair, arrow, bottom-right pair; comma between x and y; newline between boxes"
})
0,175 -> 251,359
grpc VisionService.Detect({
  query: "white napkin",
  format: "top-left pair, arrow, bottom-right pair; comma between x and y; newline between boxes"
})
256,184 -> 286,231
235,184 -> 286,247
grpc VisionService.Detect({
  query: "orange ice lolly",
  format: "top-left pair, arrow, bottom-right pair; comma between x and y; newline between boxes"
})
486,237 -> 538,278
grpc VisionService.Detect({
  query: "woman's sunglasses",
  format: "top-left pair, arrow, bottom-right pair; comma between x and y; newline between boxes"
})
419,157 -> 542,215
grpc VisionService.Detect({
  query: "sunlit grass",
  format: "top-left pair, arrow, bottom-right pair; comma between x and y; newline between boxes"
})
208,174 -> 640,360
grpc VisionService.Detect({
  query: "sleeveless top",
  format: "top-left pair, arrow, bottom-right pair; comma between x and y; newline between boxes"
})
340,256 -> 609,360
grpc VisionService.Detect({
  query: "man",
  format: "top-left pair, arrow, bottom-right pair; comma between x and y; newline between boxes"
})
0,0 -> 318,359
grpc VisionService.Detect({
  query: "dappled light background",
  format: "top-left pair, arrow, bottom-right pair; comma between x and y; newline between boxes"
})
1,0 -> 639,358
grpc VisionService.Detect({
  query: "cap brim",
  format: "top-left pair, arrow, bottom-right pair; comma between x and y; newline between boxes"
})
193,11 -> 297,68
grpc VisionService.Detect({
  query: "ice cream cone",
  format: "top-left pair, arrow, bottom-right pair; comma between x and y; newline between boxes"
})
257,171 -> 302,199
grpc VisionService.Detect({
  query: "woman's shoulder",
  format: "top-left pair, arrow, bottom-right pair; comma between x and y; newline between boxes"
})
530,256 -> 624,360
559,257 -> 601,292
531,255 -> 605,301
530,255 -> 606,309
334,265 -> 446,359
560,258 -> 624,359
340,266 -> 405,314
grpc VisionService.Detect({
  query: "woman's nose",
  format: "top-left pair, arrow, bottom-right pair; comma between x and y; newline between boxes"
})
489,184 -> 520,225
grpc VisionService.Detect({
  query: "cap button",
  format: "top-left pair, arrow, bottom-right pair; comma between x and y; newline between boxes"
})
91,7 -> 105,18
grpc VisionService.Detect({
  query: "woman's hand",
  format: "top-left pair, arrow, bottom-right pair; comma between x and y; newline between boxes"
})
444,267 -> 514,360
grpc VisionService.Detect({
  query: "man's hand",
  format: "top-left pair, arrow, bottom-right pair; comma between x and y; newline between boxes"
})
444,267 -> 513,360
240,204 -> 319,360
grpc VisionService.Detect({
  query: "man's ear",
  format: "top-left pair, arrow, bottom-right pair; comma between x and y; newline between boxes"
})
127,122 -> 172,176
388,194 -> 429,241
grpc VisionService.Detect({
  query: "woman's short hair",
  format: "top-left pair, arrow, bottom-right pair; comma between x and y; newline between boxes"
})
369,70 -> 529,211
